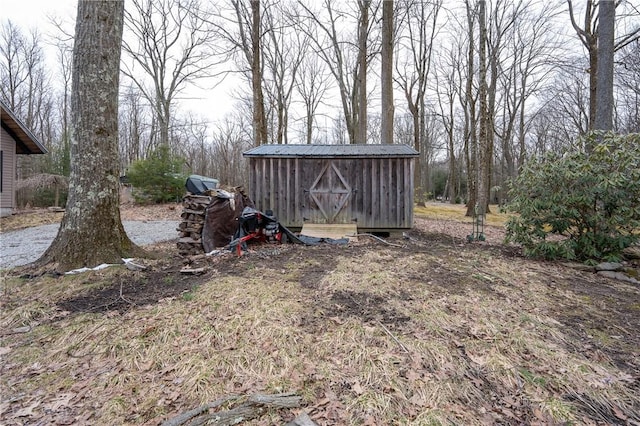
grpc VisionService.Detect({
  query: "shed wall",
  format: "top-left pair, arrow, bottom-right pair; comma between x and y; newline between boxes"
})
248,156 -> 415,231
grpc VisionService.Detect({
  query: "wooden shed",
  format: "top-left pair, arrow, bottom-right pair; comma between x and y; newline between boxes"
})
243,144 -> 419,232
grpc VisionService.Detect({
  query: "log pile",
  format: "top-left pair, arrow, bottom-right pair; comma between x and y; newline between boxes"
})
176,194 -> 211,256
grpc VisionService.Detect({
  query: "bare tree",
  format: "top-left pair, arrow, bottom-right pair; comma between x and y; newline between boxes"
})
0,20 -> 60,180
355,0 -> 371,144
434,43 -> 462,204
118,85 -> 152,171
567,0 -> 640,132
462,0 -> 478,215
0,22 -> 52,140
53,42 -> 72,176
567,0 -> 599,132
295,53 -> 333,144
121,0 -> 219,150
594,0 -> 615,131
539,69 -> 590,143
222,0 -> 269,146
37,0 -> 141,271
616,39 -> 640,132
395,0 -> 442,193
250,0 -> 268,145
475,0 -> 490,216
297,0 -> 374,144
209,115 -> 253,184
380,0 -> 394,144
262,2 -> 306,144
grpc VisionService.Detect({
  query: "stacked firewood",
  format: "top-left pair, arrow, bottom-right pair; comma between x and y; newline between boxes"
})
176,194 -> 211,256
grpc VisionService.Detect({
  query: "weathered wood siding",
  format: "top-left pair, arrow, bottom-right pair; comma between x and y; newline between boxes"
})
248,154 -> 415,231
0,127 -> 16,216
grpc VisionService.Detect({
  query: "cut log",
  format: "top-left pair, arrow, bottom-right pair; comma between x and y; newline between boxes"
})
161,393 -> 303,426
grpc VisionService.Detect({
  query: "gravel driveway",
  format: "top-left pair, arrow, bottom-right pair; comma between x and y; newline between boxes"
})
0,220 -> 179,269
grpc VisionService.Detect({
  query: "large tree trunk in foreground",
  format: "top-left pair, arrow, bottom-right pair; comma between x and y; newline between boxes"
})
36,0 -> 142,271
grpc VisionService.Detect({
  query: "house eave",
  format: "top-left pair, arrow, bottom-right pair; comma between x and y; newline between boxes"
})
0,100 -> 48,155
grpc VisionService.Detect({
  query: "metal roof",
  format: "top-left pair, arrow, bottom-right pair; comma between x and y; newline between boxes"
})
0,100 -> 48,155
244,144 -> 419,158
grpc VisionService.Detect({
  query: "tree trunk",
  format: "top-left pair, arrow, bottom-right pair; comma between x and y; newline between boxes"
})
588,41 -> 598,132
464,0 -> 477,217
594,0 -> 615,131
251,0 -> 267,146
410,104 -> 422,196
36,0 -> 142,271
355,0 -> 370,144
447,121 -> 457,203
566,0 -> 598,133
476,0 -> 490,217
381,0 -> 394,144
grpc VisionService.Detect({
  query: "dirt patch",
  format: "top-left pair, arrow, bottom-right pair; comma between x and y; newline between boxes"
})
56,269 -> 210,315
324,289 -> 411,327
551,276 -> 640,374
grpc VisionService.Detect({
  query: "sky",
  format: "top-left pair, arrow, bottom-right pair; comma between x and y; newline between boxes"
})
0,0 -> 239,126
0,0 -> 76,34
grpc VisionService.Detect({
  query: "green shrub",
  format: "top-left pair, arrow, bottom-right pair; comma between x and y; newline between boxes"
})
127,145 -> 186,204
504,132 -> 640,262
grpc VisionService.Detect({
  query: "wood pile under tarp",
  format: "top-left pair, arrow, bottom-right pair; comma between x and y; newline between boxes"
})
177,187 -> 254,256
176,194 -> 211,256
202,187 -> 254,252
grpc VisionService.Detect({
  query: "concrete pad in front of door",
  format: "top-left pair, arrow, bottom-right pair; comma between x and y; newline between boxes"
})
300,223 -> 358,242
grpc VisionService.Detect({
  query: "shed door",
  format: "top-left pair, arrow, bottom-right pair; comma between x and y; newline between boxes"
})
306,160 -> 352,224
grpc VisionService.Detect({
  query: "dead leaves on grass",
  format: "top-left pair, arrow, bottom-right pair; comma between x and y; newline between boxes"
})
2,231 -> 640,425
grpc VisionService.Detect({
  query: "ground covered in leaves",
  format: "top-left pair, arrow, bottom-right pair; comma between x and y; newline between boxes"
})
1,209 -> 639,425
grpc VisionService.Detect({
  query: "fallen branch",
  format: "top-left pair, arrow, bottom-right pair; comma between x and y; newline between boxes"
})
161,392 -> 303,426
350,233 -> 403,247
179,267 -> 207,275
161,396 -> 237,426
377,319 -> 410,353
119,277 -> 135,306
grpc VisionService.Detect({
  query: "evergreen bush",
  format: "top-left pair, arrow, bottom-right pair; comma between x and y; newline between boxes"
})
504,132 -> 640,262
127,145 -> 186,203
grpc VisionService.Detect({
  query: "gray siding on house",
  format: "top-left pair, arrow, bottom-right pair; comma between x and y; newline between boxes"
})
0,127 -> 17,216
0,101 -> 48,217
244,144 -> 418,231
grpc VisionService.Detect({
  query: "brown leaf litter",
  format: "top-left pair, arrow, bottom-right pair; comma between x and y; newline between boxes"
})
1,212 -> 639,425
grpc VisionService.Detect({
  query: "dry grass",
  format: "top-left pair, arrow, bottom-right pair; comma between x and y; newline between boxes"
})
414,202 -> 509,227
0,203 -> 180,233
1,204 -> 639,425
0,210 -> 64,232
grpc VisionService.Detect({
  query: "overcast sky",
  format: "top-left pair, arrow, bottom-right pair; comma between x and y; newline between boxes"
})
1,0 -> 76,31
1,0 -> 240,126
